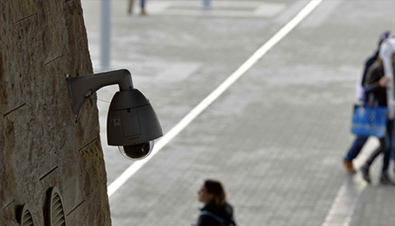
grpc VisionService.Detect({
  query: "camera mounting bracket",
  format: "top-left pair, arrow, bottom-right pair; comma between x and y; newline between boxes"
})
66,69 -> 134,115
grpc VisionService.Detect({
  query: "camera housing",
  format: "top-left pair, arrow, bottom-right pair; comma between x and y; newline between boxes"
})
66,69 -> 163,160
107,89 -> 162,160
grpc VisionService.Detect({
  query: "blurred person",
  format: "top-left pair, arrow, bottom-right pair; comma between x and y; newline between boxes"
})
360,41 -> 395,185
193,180 -> 237,226
128,0 -> 146,15
343,31 -> 392,173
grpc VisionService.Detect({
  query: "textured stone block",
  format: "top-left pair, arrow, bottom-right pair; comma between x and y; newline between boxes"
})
0,0 -> 111,225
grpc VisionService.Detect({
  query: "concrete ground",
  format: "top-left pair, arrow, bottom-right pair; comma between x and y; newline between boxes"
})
81,0 -> 395,225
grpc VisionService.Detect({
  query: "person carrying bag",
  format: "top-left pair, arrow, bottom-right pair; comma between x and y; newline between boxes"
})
359,37 -> 395,185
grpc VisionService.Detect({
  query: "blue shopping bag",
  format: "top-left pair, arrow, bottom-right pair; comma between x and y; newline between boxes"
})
351,105 -> 388,138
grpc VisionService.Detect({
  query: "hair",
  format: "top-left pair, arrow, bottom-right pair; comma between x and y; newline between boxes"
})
375,57 -> 383,64
204,180 -> 227,206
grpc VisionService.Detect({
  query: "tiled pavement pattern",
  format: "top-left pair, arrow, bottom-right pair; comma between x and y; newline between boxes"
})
81,0 -> 395,225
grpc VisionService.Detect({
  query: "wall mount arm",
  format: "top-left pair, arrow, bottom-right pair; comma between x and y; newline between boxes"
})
66,69 -> 134,115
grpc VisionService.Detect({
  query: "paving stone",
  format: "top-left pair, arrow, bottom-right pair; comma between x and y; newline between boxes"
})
81,0 -> 395,225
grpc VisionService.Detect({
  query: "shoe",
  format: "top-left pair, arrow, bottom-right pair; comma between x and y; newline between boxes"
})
360,164 -> 371,183
141,8 -> 147,15
380,173 -> 395,185
343,160 -> 356,173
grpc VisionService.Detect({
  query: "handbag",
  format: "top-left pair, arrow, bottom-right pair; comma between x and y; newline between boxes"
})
351,104 -> 388,138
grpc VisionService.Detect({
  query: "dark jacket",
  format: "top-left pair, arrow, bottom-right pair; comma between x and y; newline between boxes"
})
196,201 -> 236,226
364,62 -> 387,107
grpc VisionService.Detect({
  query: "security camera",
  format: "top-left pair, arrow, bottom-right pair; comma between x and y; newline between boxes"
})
106,87 -> 162,160
66,69 -> 163,160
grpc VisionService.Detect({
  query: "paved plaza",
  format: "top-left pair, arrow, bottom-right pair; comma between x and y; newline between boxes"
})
81,0 -> 395,225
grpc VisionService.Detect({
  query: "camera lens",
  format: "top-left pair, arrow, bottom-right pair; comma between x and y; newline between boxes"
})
118,141 -> 153,160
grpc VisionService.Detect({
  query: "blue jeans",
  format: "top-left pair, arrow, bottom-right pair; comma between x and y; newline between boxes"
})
344,135 -> 369,161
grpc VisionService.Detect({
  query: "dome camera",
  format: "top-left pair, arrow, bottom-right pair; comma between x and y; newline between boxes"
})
66,69 -> 163,160
106,88 -> 162,160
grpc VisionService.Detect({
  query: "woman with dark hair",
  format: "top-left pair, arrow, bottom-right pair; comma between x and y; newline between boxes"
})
343,30 -> 391,173
194,180 -> 237,226
360,46 -> 395,185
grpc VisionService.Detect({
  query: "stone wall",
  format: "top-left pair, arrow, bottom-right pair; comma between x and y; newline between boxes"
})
0,0 -> 111,225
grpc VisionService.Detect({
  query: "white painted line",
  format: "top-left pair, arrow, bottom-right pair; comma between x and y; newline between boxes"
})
321,175 -> 366,226
107,0 -> 324,198
321,138 -> 378,226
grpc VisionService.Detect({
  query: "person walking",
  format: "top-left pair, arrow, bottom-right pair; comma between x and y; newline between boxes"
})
193,180 -> 237,226
128,0 -> 146,15
360,40 -> 395,185
343,31 -> 392,173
